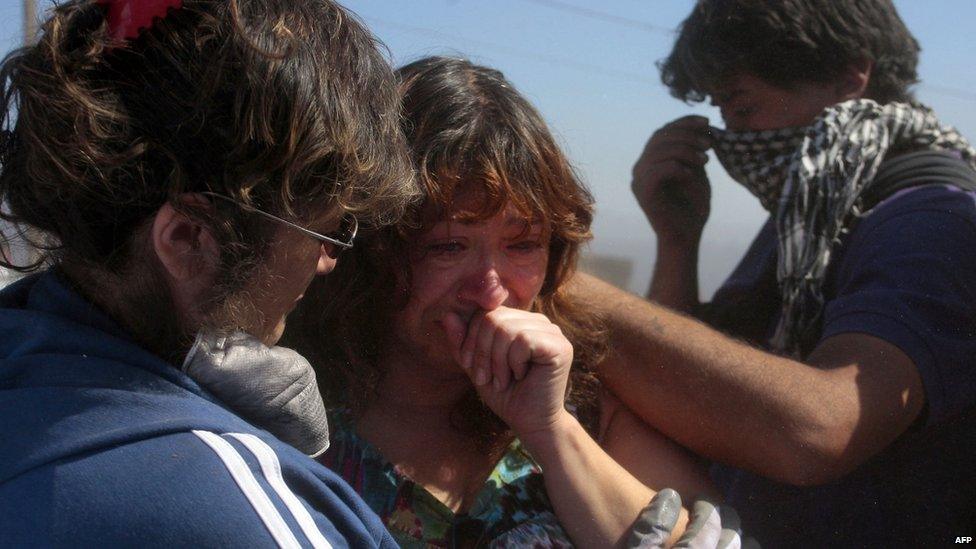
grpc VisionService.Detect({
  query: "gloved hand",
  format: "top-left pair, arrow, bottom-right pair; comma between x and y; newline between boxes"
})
626,489 -> 758,549
182,331 -> 330,457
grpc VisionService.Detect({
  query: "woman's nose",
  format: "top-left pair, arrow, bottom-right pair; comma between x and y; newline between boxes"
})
458,262 -> 510,311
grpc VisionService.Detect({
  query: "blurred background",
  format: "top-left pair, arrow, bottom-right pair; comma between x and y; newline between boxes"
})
2,0 -> 974,296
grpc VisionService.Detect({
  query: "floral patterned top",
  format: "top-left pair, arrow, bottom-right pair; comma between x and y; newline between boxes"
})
320,411 -> 573,548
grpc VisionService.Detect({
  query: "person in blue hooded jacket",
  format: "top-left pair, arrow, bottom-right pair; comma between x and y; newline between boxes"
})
0,0 -> 420,546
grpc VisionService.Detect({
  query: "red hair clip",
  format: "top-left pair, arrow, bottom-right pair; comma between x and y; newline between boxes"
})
96,0 -> 184,42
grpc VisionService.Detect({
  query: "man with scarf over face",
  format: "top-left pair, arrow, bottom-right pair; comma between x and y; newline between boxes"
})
571,0 -> 976,545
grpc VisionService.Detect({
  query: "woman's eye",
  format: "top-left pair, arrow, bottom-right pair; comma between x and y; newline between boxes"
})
426,240 -> 465,255
508,240 -> 544,253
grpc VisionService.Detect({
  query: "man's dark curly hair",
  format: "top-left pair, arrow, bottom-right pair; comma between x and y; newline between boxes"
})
660,0 -> 920,104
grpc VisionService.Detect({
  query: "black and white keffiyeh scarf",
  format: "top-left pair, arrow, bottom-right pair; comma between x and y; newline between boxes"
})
711,99 -> 976,356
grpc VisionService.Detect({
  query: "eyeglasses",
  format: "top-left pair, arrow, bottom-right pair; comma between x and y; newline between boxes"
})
202,192 -> 358,252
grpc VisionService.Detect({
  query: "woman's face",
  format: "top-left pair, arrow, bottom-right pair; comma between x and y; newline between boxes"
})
391,203 -> 551,372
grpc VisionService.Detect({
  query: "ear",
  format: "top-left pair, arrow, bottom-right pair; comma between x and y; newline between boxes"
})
151,194 -> 220,285
836,57 -> 873,101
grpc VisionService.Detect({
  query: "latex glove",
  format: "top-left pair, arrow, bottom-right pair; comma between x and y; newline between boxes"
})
626,489 -> 758,549
182,331 -> 330,457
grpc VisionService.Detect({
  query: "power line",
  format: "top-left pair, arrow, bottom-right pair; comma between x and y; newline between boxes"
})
369,17 -> 976,104
918,84 -> 976,103
366,17 -> 659,87
479,2 -> 976,103
512,0 -> 674,36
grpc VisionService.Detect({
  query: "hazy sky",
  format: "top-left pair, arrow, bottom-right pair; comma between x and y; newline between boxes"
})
3,0 -> 974,295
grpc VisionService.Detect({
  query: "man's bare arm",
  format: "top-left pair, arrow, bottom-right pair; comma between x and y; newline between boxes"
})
569,272 -> 925,486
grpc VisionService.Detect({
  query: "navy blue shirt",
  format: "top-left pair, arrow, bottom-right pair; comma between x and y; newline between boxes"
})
0,272 -> 397,548
707,185 -> 976,547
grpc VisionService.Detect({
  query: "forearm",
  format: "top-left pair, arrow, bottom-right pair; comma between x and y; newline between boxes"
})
600,396 -> 720,500
519,411 -> 688,548
647,239 -> 701,313
570,272 -> 861,484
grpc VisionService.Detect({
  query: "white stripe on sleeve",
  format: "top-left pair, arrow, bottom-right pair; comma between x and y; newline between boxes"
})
228,433 -> 333,549
192,430 -> 302,549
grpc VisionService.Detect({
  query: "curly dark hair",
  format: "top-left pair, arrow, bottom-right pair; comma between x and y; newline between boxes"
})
285,57 -> 608,449
660,0 -> 920,104
0,0 -> 418,357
